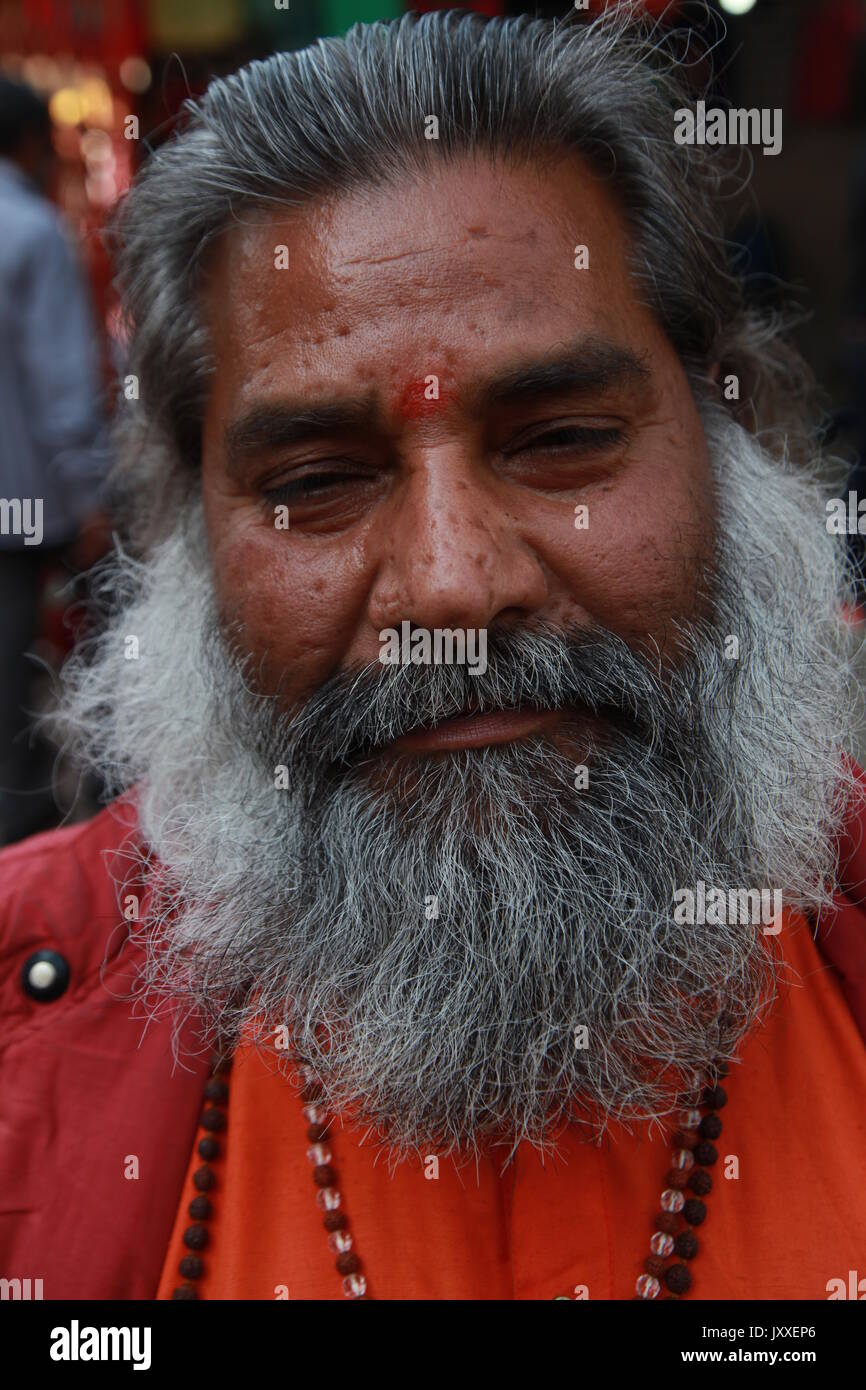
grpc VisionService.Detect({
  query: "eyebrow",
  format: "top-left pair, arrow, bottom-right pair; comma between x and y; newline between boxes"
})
472,338 -> 651,413
222,336 -> 651,475
224,398 -> 374,476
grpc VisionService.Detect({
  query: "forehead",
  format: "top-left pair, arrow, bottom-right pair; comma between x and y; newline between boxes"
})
200,153 -> 663,414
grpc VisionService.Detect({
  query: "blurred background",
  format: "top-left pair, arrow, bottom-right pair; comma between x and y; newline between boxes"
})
0,0 -> 865,843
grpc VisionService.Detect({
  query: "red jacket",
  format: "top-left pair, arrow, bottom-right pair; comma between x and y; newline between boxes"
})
2,790 -> 866,1300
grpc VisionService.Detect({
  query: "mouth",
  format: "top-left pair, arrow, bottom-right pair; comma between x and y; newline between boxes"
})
385,706 -> 566,755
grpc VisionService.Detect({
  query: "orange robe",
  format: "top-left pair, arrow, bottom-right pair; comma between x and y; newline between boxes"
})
157,910 -> 866,1300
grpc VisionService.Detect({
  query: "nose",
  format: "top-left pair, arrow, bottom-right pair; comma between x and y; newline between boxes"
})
368,445 -> 549,635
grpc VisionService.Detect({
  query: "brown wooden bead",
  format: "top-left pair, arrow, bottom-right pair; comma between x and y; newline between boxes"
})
307,1123 -> 329,1142
665,1263 -> 692,1294
665,1169 -> 690,1189
179,1254 -> 203,1280
672,1129 -> 698,1150
197,1136 -> 220,1161
656,1213 -> 679,1235
188,1195 -> 212,1221
200,1107 -> 226,1132
644,1255 -> 667,1278
682,1199 -> 707,1226
689,1169 -> 713,1196
312,1164 -> 336,1187
675,1231 -> 699,1260
693,1142 -> 718,1166
336,1251 -> 361,1275
183,1224 -> 209,1251
698,1113 -> 722,1141
193,1165 -> 215,1192
323,1211 -> 348,1232
716,1061 -> 730,1077
211,1053 -> 233,1075
172,1284 -> 197,1299
204,1078 -> 229,1104
703,1085 -> 727,1110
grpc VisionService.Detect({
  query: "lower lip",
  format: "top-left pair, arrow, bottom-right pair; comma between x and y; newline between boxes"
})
387,707 -> 564,754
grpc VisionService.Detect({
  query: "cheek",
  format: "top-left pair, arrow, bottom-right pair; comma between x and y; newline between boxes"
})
539,465 -> 714,646
203,497 -> 368,703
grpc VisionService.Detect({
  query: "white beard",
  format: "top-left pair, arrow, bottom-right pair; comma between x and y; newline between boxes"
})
55,405 -> 860,1158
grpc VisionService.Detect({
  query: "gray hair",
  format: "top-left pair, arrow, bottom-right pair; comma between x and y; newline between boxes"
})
111,3 -> 817,548
51,403 -> 861,1150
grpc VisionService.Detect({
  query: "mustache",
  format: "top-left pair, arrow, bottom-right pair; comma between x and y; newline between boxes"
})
243,621 -> 695,776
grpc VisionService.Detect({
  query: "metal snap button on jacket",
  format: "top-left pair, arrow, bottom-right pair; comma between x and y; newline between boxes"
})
21,949 -> 70,1002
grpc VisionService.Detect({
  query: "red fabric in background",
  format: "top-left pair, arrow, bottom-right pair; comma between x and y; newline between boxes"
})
794,0 -> 865,121
19,0 -> 144,62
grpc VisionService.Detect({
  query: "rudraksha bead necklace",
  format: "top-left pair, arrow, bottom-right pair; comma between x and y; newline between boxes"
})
171,1050 -> 729,1301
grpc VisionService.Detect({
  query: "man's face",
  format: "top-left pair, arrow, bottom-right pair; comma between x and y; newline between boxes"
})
200,153 -> 715,754
62,140 -> 850,1150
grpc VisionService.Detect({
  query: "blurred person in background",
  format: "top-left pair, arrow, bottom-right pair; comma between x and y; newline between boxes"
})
0,76 -> 111,846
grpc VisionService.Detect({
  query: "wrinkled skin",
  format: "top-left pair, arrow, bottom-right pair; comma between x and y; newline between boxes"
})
200,152 -> 715,753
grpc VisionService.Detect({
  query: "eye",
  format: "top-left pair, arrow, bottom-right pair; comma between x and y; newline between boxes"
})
261,468 -> 367,505
507,424 -> 625,456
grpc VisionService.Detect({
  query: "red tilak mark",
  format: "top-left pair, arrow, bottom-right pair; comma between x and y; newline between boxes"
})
395,377 -> 451,422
